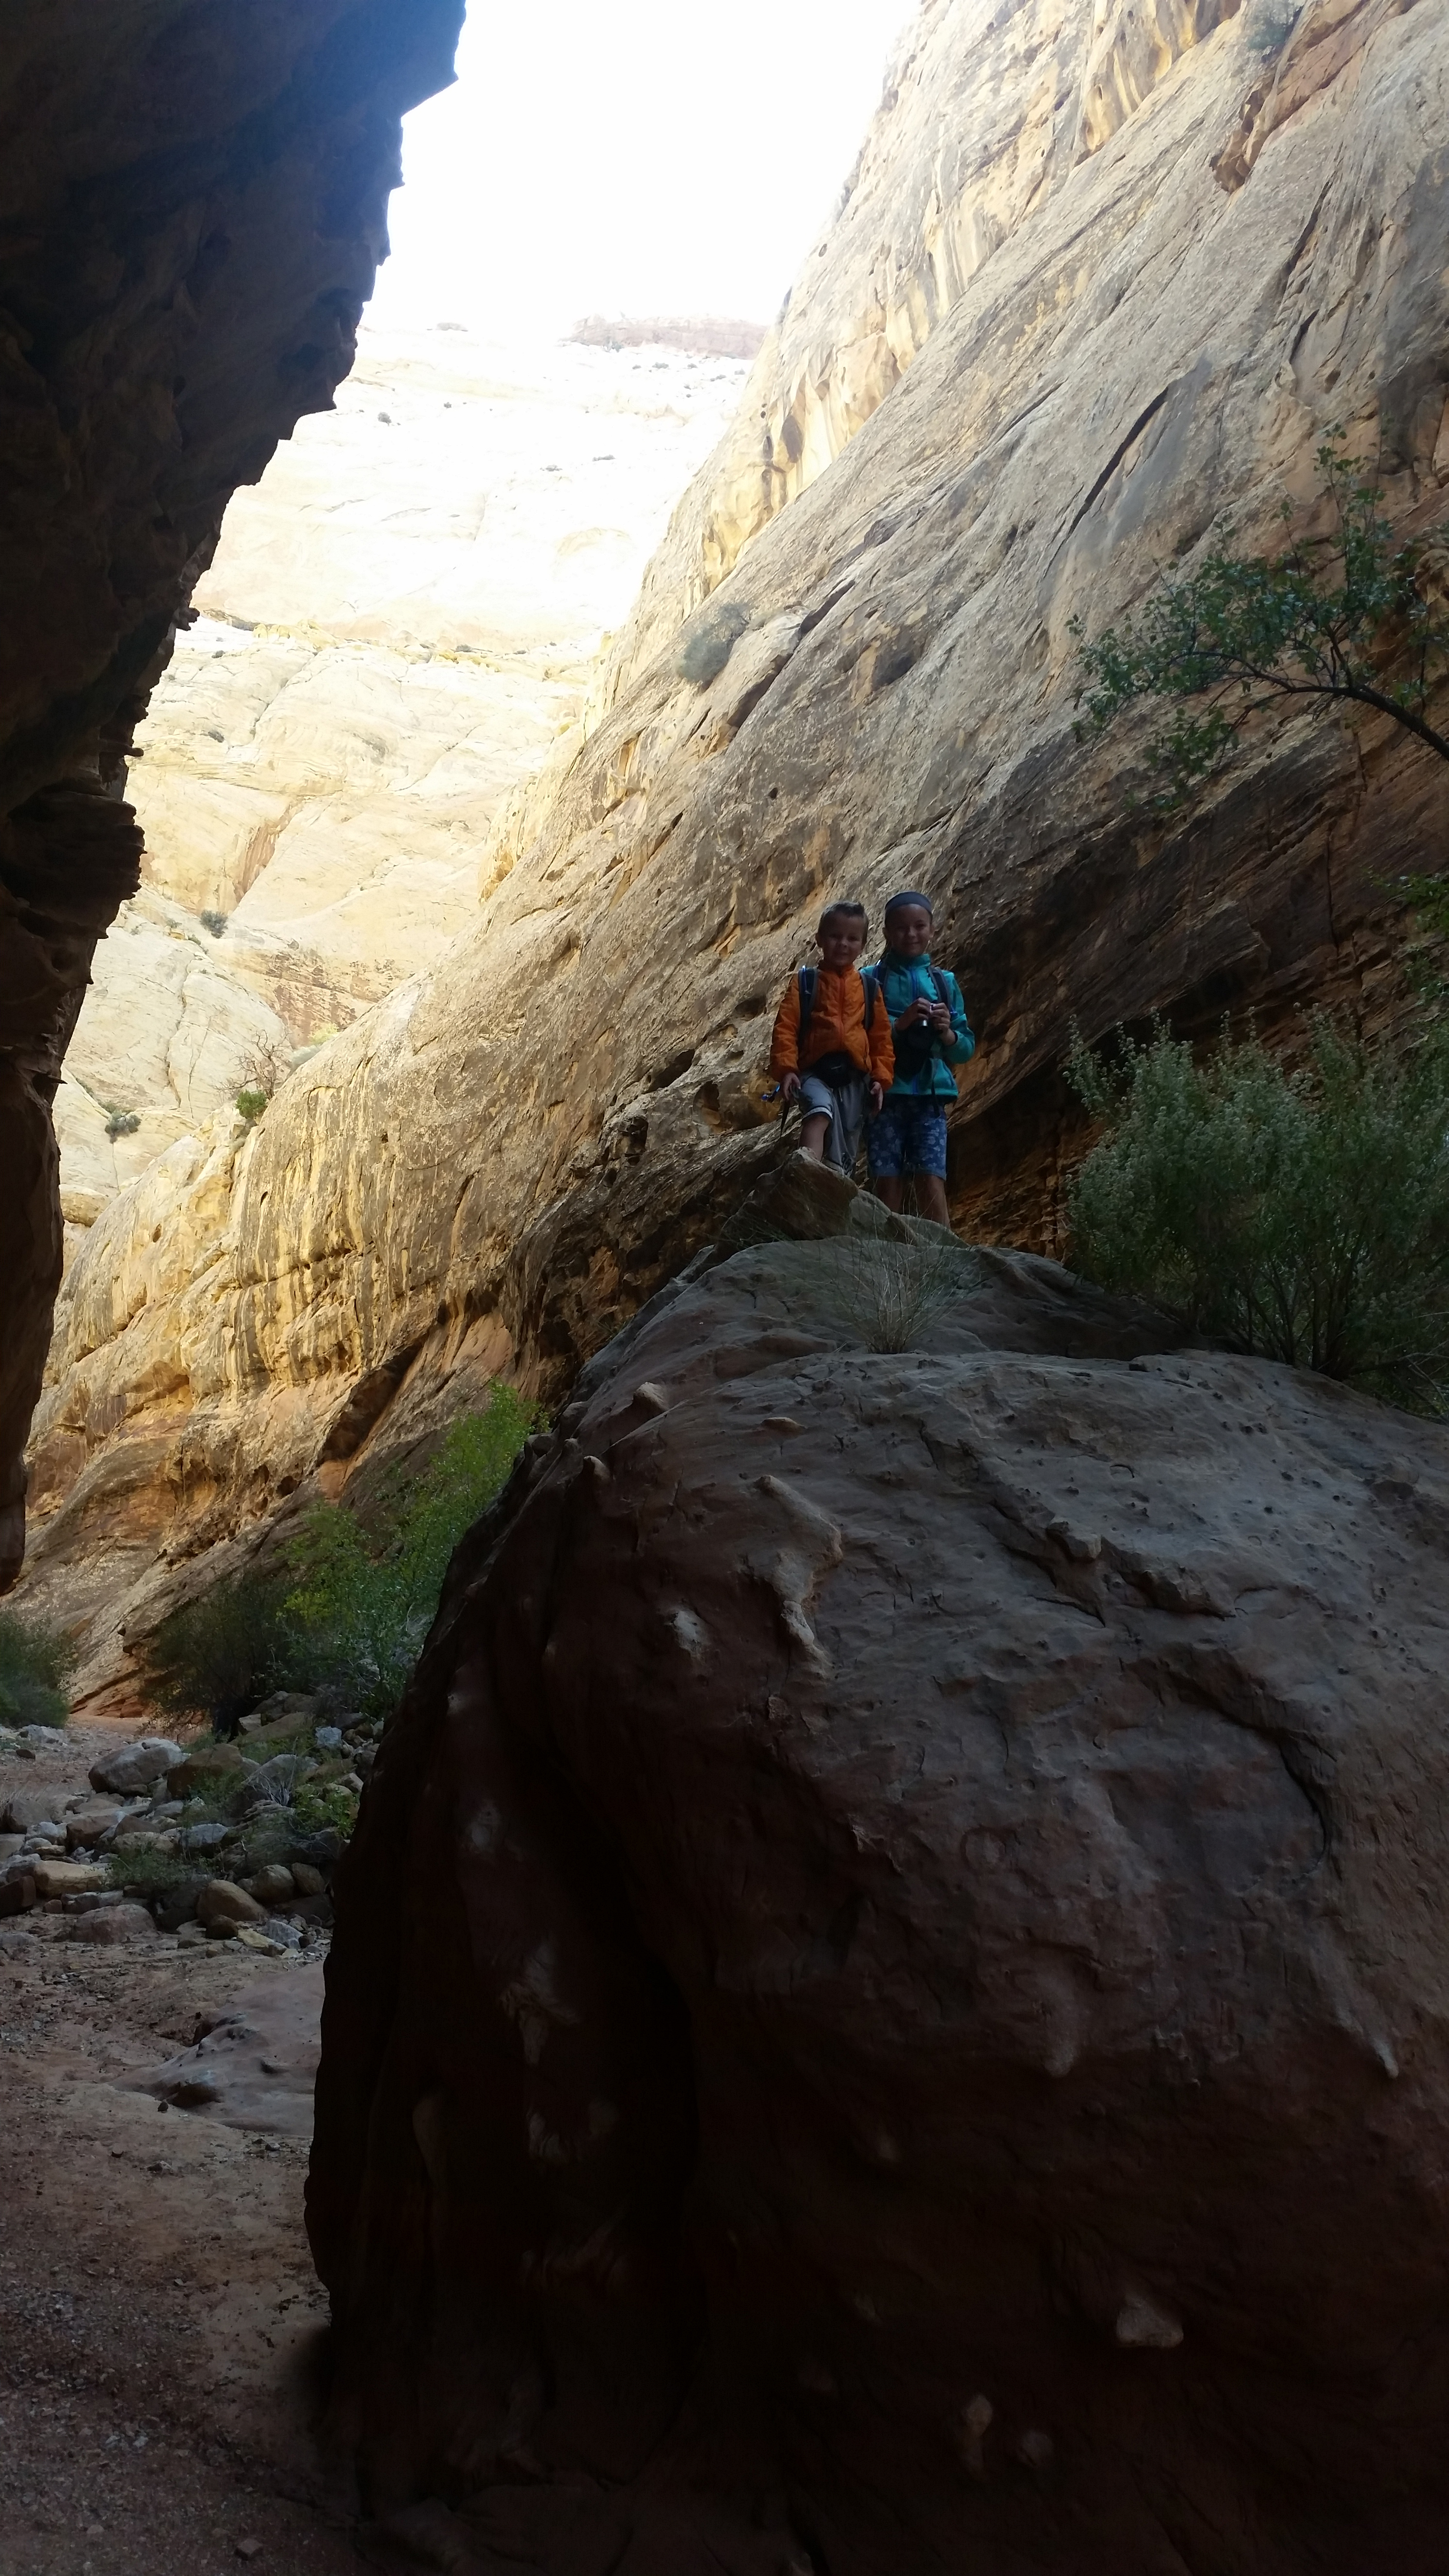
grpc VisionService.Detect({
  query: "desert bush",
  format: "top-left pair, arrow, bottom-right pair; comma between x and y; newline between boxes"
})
147,1387 -> 539,1731
281,1388 -> 540,1715
0,1611 -> 75,1727
1066,1018 -> 1449,1410
199,909 -> 228,938
148,1573 -> 296,1733
103,1105 -> 141,1140
235,1087 -> 269,1123
291,1779 -> 360,1840
674,599 -> 753,685
822,1226 -> 980,1353
108,1843 -> 198,1899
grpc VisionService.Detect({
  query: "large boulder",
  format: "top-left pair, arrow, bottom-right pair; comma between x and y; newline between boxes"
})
196,1879 -> 266,1932
31,1860 -> 107,1900
2,1787 -> 66,1835
169,1742 -> 244,1799
88,1737 -> 182,1796
308,1220 -> 1449,2571
68,1900 -> 157,1946
64,1798 -> 124,1847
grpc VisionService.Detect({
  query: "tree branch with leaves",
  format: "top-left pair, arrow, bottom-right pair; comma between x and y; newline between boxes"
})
1071,433 -> 1449,808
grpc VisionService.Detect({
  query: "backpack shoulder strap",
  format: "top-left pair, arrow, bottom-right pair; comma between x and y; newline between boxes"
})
929,966 -> 951,1015
859,965 -> 877,1030
798,965 -> 817,1057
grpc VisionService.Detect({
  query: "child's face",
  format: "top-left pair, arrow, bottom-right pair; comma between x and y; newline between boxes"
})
819,915 -> 866,972
886,904 -> 933,959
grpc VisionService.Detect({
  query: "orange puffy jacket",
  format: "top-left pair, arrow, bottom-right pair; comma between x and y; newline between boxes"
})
769,966 -> 895,1085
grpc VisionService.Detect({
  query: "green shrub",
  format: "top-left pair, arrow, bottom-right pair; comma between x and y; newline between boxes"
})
1072,432 -> 1449,809
235,1087 -> 269,1123
674,599 -> 753,686
147,1573 -> 296,1733
107,1843 -> 198,1899
0,1612 -> 75,1728
145,1386 -> 540,1731
291,1779 -> 360,1840
281,1387 -> 540,1716
1065,1018 -> 1449,1410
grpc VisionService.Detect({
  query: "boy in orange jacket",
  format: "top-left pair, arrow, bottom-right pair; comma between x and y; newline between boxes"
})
769,902 -> 895,1176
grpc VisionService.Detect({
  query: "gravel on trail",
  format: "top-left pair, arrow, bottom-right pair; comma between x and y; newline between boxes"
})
0,1723 -> 358,2576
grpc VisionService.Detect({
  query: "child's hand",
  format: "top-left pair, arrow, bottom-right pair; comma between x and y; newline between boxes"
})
868,1079 -> 885,1113
927,999 -> 954,1033
782,1070 -> 801,1103
894,999 -> 934,1034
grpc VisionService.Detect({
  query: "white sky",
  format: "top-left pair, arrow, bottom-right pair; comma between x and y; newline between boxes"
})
370,0 -> 920,339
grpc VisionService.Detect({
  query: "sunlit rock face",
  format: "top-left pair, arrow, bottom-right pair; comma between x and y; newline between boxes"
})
61,327 -> 751,1225
601,0 -> 1250,698
23,0 -> 1449,1688
0,0 -> 466,1585
192,322 -> 754,655
55,892 -> 288,1226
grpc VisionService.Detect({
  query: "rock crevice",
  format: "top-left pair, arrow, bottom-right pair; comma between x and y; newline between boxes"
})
0,0 -> 466,1584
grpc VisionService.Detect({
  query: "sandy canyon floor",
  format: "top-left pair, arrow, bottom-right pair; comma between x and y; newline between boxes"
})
0,1724 -> 348,2576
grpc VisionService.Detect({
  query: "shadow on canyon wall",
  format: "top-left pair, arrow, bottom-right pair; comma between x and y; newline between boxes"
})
0,0 -> 466,1588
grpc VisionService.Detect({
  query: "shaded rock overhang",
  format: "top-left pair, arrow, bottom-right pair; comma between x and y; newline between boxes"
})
0,0 -> 467,1588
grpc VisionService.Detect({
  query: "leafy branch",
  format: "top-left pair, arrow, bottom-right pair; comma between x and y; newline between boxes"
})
1071,432 -> 1449,808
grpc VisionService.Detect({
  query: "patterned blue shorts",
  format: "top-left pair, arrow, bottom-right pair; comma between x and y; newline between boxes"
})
868,1097 -> 949,1179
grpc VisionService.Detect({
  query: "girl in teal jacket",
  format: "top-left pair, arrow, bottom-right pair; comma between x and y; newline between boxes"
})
867,890 -> 974,1226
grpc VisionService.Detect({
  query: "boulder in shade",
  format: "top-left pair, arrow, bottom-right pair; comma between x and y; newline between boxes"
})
168,1743 -> 244,1798
87,1738 -> 182,1797
2,1788 -> 66,1835
196,1879 -> 266,1930
32,1860 -> 107,1898
309,1229 -> 1449,2572
68,1901 -> 158,1945
243,1863 -> 297,1907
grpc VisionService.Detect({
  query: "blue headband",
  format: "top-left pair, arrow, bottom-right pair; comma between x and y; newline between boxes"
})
883,889 -> 934,919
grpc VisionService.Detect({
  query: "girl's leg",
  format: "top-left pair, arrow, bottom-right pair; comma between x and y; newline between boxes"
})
912,1172 -> 950,1226
875,1176 -> 906,1210
799,1112 -> 830,1162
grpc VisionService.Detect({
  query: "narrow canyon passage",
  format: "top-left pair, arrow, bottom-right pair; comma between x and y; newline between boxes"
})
4,0 -> 1449,2567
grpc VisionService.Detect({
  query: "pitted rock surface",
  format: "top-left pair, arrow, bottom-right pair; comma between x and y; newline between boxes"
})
309,1236 -> 1449,2571
135,1968 -> 323,2137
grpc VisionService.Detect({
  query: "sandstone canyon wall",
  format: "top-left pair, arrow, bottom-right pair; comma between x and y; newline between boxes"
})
308,1182 -> 1449,2571
22,0 -> 1449,1690
0,0 -> 466,1585
55,326 -> 750,1239
598,0 -> 1268,698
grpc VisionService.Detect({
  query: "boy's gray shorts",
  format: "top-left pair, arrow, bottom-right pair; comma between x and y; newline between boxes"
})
800,1071 -> 869,1175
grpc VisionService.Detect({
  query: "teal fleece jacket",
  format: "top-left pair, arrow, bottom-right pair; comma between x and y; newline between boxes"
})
872,953 -> 975,1100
